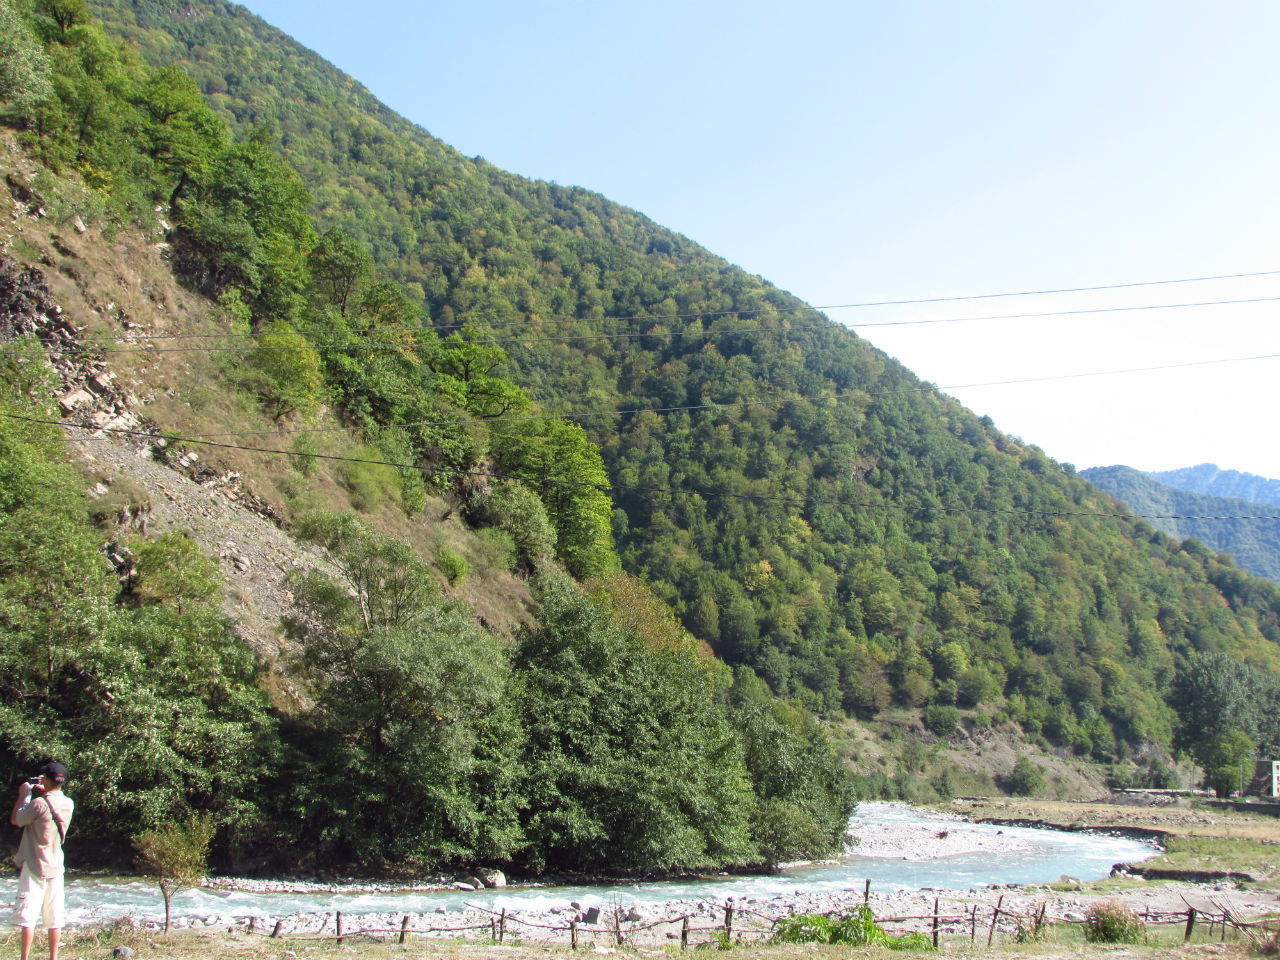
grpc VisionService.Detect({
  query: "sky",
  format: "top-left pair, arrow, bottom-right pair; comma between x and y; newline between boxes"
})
236,0 -> 1280,479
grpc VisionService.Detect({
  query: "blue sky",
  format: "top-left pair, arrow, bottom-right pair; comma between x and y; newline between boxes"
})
237,0 -> 1280,479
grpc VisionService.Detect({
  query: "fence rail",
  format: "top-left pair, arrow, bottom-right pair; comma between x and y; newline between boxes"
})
220,884 -> 1273,951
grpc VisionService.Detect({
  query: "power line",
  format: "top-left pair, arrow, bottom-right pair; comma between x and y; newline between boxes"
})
5,293 -> 1279,356
30,349 -> 1276,441
8,411 -> 1280,523
9,261 -> 1280,348
815,268 -> 1280,310
842,296 -> 1280,329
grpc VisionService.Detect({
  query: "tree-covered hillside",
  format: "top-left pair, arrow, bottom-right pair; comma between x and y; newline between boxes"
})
65,0 -> 1280,760
0,0 -> 855,874
4,0 -> 1280,879
1150,463 -> 1280,508
1082,465 -> 1280,585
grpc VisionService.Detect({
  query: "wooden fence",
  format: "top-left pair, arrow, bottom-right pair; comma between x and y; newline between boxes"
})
227,884 -> 1279,950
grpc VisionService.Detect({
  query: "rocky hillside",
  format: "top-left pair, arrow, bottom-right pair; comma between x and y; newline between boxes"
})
1,134 -> 535,676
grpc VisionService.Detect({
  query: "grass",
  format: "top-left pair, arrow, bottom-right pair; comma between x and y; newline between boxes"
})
8,909 -> 1268,960
1144,835 -> 1280,883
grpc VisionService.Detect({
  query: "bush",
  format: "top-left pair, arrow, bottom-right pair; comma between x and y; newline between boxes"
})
1007,756 -> 1046,796
437,546 -> 467,586
132,814 -> 215,934
1013,903 -> 1050,943
290,431 -> 319,476
1082,901 -> 1143,944
924,704 -> 961,737
773,906 -> 931,950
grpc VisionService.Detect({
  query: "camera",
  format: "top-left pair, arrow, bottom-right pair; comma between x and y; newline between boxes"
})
25,776 -> 41,788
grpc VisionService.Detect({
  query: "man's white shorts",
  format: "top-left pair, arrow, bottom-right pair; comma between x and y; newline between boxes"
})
11,864 -> 64,929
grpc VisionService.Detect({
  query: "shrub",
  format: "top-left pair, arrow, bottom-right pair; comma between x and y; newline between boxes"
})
773,906 -> 931,950
1008,756 -> 1046,796
1082,901 -> 1143,944
1013,904 -> 1050,943
924,704 -> 961,737
437,546 -> 467,586
132,814 -> 215,934
290,431 -> 318,476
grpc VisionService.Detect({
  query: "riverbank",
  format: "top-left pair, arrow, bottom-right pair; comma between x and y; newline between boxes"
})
954,796 -> 1280,887
73,801 -> 1279,948
22,799 -> 1279,959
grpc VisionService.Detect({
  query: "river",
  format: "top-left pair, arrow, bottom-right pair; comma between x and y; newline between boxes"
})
7,802 -> 1157,926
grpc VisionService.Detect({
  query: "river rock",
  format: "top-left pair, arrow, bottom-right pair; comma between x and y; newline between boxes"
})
479,868 -> 507,887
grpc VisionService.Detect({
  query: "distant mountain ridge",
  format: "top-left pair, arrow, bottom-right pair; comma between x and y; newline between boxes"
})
1081,465 -> 1280,584
1150,464 -> 1280,507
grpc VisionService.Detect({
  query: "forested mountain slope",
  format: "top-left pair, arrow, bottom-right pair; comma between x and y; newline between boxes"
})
4,0 -> 1280,877
77,0 -> 1280,760
1081,465 -> 1280,585
1150,463 -> 1280,508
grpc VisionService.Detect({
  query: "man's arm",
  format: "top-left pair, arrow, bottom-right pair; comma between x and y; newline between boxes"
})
10,781 -> 34,827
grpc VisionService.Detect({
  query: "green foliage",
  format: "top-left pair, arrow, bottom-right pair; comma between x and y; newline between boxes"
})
129,530 -> 221,614
436,545 -> 466,586
1007,756 -> 1045,796
173,135 -> 316,321
0,0 -> 53,114
773,906 -> 932,950
923,704 -> 961,738
495,419 -> 618,578
307,226 -> 372,315
132,813 -> 214,933
285,511 -> 523,868
474,481 -> 556,572
242,321 -> 325,418
1082,901 -> 1144,944
0,399 -> 277,862
289,430 -> 318,476
132,813 -> 214,886
14,0 -> 1280,877
79,0 -> 1280,762
729,668 -> 857,864
515,572 -> 755,873
1197,729 -> 1255,798
1083,465 -> 1280,586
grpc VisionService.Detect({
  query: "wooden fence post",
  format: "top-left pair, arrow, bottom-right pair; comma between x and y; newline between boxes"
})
500,908 -> 507,944
400,915 -> 410,944
681,916 -> 690,949
336,911 -> 343,945
864,879 -> 872,905
615,908 -> 624,947
1185,908 -> 1197,942
1221,914 -> 1228,943
247,917 -> 256,934
970,905 -> 977,945
270,921 -> 283,939
725,904 -> 734,942
570,920 -> 578,950
987,895 -> 1004,948
932,898 -> 940,949
490,919 -> 497,940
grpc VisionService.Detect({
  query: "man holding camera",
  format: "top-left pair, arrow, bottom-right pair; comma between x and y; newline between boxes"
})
10,763 -> 73,960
